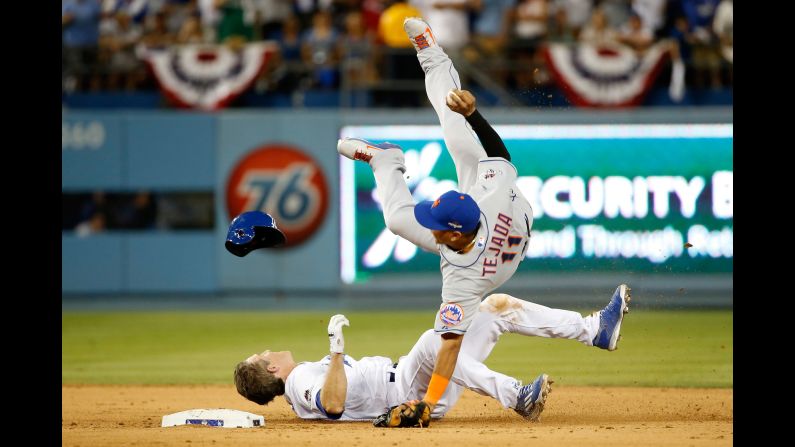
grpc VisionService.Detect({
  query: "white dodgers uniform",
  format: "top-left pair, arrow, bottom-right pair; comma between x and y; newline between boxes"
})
369,43 -> 533,334
282,296 -> 601,420
284,355 -> 398,421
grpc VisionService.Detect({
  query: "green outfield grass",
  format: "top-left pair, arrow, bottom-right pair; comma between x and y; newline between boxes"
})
62,310 -> 732,388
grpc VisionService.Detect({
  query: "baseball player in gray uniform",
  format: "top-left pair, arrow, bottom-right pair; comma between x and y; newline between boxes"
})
335,17 -> 631,426
234,289 -> 628,424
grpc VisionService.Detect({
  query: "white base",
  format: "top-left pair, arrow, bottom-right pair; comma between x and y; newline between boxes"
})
161,409 -> 265,428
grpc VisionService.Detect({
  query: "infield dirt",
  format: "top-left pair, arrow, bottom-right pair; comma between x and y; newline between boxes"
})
62,385 -> 731,446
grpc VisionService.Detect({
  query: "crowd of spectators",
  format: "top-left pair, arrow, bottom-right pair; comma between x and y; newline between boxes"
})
63,0 -> 732,98
62,191 -> 215,235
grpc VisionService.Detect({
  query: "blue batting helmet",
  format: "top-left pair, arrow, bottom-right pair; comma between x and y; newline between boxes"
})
225,211 -> 287,257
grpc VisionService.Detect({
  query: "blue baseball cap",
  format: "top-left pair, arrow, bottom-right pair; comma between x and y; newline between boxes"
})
414,190 -> 481,232
225,211 -> 286,256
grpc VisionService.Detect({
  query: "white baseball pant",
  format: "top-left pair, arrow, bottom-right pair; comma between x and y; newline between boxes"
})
391,293 -> 601,417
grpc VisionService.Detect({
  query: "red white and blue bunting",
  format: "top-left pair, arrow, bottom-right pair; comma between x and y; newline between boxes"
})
144,42 -> 276,110
543,42 -> 671,107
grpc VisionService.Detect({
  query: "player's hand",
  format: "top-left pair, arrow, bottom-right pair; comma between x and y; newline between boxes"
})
446,89 -> 477,117
328,314 -> 350,354
372,400 -> 432,428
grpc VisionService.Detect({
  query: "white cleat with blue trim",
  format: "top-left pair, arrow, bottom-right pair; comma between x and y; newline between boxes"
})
514,373 -> 552,422
592,284 -> 632,351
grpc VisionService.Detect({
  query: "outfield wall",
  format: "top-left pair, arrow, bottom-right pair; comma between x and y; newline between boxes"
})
62,108 -> 732,306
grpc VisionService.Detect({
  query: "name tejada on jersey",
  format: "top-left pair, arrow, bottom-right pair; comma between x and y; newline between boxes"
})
481,213 -> 525,276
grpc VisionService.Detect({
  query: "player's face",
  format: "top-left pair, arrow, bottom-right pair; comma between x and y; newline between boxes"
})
249,350 -> 294,367
246,350 -> 295,380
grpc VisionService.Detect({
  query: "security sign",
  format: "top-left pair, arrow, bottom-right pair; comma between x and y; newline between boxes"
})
226,144 -> 329,247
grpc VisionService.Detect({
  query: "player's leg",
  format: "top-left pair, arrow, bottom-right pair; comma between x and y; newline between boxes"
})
442,305 -> 555,414
396,327 -> 543,416
392,329 -> 464,418
427,296 -> 583,420
395,326 -> 548,419
447,350 -> 550,422
463,293 -> 599,362
462,287 -> 632,362
448,351 -> 525,411
404,17 -> 486,193
337,139 -> 437,252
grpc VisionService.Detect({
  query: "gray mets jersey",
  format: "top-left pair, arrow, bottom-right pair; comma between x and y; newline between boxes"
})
283,354 -> 400,421
435,157 -> 533,334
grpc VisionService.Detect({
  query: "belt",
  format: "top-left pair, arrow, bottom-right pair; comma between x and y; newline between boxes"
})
388,362 -> 398,383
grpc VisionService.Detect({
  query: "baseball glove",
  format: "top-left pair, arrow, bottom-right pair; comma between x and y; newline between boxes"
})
372,401 -> 431,428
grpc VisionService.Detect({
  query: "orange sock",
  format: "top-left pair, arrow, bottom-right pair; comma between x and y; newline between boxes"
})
423,373 -> 450,406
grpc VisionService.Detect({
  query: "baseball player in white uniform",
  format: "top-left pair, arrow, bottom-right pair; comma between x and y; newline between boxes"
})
234,289 -> 629,424
335,17 -> 631,426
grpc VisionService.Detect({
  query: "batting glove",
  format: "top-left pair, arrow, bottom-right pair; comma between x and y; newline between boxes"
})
328,314 -> 350,354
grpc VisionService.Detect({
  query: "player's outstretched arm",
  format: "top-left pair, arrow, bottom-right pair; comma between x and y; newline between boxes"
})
446,89 -> 511,161
319,314 -> 350,418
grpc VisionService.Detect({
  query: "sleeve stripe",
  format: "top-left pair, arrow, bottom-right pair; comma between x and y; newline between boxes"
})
315,390 -> 343,420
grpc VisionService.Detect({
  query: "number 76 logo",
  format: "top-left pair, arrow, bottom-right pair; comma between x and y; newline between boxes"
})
227,145 -> 329,247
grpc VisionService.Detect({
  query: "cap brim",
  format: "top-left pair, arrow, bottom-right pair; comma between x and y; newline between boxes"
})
225,227 -> 287,257
225,239 -> 254,257
414,201 -> 451,231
